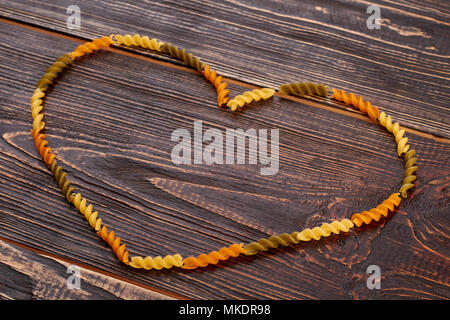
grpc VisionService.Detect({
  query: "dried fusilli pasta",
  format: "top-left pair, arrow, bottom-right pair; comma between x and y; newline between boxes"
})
112,34 -> 164,52
30,88 -> 56,166
30,87 -> 46,133
28,33 -> 420,271
203,65 -> 230,107
351,193 -> 401,227
331,89 -> 380,121
182,244 -> 245,269
31,129 -> 55,166
296,219 -> 354,241
399,150 -> 417,197
378,111 -> 410,156
97,226 -> 130,264
244,232 -> 300,256
36,53 -> 73,91
49,158 -> 76,202
71,36 -> 115,60
227,88 -> 275,111
161,43 -> 205,72
129,254 -> 183,270
279,82 -> 328,97
71,193 -> 102,232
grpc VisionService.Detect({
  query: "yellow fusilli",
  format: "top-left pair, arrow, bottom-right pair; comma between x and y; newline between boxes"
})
129,254 -> 183,270
30,87 -> 58,166
227,88 -> 275,111
113,34 -> 164,52
296,219 -> 354,241
378,112 -> 410,156
71,193 -> 102,232
399,150 -> 418,197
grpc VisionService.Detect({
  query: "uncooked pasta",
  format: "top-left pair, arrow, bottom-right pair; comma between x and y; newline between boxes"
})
161,43 -> 205,72
129,254 -> 183,270
296,219 -> 354,241
378,112 -> 410,156
182,244 -> 245,269
331,88 -> 380,121
227,88 -> 275,111
71,193 -> 103,232
399,150 -> 417,197
97,226 -> 130,264
31,129 -> 55,166
36,53 -> 73,91
71,36 -> 115,60
28,33 -> 418,271
279,82 -> 328,97
49,158 -> 75,202
113,34 -> 164,52
351,193 -> 401,227
203,64 -> 230,107
244,232 -> 300,256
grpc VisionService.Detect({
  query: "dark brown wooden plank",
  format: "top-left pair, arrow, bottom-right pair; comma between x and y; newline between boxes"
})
0,0 -> 448,138
0,238 -> 174,300
0,20 -> 449,299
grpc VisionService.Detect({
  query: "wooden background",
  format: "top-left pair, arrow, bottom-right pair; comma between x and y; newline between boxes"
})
0,0 -> 449,300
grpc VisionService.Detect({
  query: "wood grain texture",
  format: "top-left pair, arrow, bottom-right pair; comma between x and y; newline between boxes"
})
0,9 -> 449,299
0,238 -> 174,300
0,0 -> 449,138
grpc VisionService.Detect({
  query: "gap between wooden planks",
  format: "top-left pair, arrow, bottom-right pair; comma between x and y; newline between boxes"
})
0,235 -> 185,299
1,16 -> 447,145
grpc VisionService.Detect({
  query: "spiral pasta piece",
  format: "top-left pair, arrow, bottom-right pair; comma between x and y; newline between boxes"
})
227,88 -> 275,111
351,193 -> 401,227
129,254 -> 183,270
399,150 -> 418,198
30,87 -> 51,158
243,232 -> 300,255
181,244 -> 245,269
97,226 -> 130,264
71,193 -> 102,231
30,129 -> 56,166
49,158 -> 76,202
30,88 -> 45,124
36,53 -> 73,91
296,219 -> 354,241
71,36 -> 115,60
113,34 -> 164,52
161,43 -> 205,72
331,89 -> 380,121
378,112 -> 410,156
30,88 -> 51,163
203,64 -> 230,107
279,82 -> 328,97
